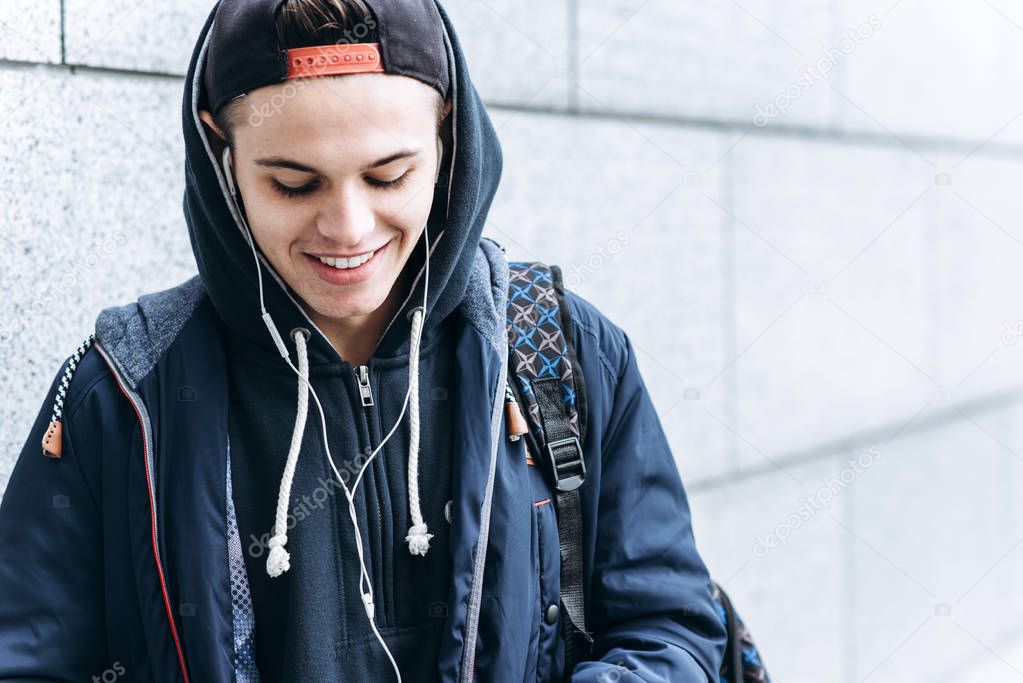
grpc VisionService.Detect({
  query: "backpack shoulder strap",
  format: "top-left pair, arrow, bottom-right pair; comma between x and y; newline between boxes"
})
505,260 -> 593,668
505,263 -> 772,682
714,582 -> 772,683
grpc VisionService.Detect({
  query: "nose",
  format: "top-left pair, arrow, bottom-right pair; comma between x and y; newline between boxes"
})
316,182 -> 375,245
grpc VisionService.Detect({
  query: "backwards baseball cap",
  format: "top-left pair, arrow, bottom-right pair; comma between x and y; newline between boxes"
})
202,0 -> 450,118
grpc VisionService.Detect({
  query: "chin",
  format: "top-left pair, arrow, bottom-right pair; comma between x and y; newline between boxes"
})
306,290 -> 386,322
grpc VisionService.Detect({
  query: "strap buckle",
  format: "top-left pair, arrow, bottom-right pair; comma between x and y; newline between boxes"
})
545,436 -> 586,492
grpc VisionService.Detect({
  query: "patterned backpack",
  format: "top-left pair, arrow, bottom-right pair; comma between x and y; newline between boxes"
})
503,259 -> 771,683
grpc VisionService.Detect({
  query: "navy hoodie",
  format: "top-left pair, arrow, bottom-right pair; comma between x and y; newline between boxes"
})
183,0 -> 503,679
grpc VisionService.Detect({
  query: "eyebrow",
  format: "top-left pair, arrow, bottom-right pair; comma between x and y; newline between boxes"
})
254,148 -> 421,174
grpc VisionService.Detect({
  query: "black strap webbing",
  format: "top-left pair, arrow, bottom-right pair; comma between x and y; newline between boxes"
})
533,377 -> 593,668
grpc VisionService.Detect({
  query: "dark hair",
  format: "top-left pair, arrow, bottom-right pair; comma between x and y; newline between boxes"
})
274,0 -> 378,50
214,0 -> 445,146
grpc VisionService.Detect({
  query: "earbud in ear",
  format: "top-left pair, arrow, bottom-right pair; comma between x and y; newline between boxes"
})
435,138 -> 445,184
222,146 -> 238,198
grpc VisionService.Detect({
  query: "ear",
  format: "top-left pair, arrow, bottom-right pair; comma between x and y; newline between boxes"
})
198,109 -> 230,166
198,109 -> 226,141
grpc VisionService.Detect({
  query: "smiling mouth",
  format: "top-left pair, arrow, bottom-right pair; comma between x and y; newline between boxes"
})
303,241 -> 389,285
314,250 -> 376,270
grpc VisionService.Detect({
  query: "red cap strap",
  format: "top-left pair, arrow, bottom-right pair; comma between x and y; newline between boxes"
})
285,43 -> 385,79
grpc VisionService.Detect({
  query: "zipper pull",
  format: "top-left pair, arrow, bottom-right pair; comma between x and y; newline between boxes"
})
356,365 -> 374,407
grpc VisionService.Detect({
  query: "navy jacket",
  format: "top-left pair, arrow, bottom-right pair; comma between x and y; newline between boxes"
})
0,1 -> 726,680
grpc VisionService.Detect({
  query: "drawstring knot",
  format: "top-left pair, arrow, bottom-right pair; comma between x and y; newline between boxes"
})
266,533 -> 290,577
405,523 -> 433,556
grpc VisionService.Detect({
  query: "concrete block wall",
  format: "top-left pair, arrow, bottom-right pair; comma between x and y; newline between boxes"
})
3,2 -> 1023,680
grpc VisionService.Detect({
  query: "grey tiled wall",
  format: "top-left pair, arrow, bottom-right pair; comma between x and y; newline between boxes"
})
3,2 -> 1023,680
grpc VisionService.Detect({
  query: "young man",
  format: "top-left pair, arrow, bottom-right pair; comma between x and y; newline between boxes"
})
0,0 -> 726,680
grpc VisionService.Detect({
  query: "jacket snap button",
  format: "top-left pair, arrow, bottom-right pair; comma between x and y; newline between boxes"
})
544,603 -> 560,625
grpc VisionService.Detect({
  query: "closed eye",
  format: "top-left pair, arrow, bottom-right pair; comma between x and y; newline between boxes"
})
270,170 -> 413,199
271,179 -> 318,198
366,171 -> 411,190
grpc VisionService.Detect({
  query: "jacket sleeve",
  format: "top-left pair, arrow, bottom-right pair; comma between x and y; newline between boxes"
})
0,358 -> 108,679
569,324 -> 726,682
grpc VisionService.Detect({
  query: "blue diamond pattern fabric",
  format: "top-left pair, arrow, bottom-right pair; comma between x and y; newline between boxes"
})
227,440 -> 261,682
506,261 -> 581,444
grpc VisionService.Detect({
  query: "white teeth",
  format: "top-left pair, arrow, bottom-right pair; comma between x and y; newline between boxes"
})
317,251 -> 374,269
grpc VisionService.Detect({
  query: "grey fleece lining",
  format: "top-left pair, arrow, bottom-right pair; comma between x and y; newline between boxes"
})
91,340 -> 161,534
458,237 -> 509,682
94,275 -> 206,390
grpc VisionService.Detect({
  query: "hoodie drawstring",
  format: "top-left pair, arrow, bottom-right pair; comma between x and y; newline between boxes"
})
266,328 -> 311,578
404,306 -> 433,556
266,307 -> 432,577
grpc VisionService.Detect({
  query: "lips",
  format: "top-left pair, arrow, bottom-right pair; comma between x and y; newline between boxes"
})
304,241 -> 387,286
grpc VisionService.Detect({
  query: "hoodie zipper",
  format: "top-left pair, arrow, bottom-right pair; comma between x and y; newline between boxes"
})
355,364 -> 374,407
351,363 -> 388,622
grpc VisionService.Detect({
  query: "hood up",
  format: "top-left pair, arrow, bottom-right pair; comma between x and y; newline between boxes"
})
182,0 -> 503,367
180,0 -> 508,648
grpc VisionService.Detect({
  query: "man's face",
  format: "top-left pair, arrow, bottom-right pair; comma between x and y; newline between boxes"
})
223,74 -> 445,326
